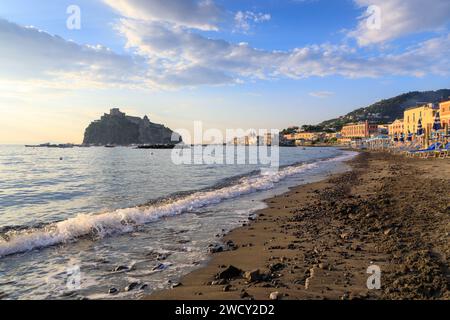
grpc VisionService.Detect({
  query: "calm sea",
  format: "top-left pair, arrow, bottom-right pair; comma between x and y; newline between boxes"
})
0,145 -> 356,299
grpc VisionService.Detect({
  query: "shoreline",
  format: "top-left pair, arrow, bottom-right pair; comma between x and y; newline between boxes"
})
148,151 -> 449,300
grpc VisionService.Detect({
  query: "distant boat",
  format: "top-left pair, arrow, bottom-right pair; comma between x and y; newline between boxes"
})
136,144 -> 176,149
105,145 -> 116,148
25,143 -> 73,148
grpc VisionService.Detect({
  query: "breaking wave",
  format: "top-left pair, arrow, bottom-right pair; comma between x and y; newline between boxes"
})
0,151 -> 357,258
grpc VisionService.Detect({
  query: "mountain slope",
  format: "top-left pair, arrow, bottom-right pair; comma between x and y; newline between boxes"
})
319,89 -> 450,131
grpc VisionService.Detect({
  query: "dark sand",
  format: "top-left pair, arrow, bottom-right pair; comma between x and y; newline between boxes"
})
149,152 -> 449,300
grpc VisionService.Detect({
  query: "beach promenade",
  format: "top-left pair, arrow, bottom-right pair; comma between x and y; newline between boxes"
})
149,151 -> 449,300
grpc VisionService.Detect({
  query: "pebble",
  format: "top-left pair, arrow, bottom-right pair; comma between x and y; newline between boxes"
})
318,263 -> 328,270
140,284 -> 148,290
125,282 -> 139,292
269,292 -> 281,300
112,265 -> 129,272
244,269 -> 261,282
217,265 -> 242,280
108,288 -> 118,294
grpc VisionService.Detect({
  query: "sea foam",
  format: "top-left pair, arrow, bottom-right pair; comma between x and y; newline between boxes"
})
0,151 -> 357,258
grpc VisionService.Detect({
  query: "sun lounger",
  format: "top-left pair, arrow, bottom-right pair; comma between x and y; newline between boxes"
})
435,142 -> 450,159
406,143 -> 441,158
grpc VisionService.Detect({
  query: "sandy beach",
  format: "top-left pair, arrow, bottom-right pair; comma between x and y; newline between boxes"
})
149,151 -> 449,300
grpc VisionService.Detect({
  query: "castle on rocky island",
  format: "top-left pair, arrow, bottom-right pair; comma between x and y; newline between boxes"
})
83,108 -> 182,146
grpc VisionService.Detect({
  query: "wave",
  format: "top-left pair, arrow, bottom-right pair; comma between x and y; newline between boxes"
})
0,151 -> 357,258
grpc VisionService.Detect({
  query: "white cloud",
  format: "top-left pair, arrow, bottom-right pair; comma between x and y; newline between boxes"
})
117,18 -> 450,87
234,11 -> 271,34
2,9 -> 450,91
103,0 -> 222,31
0,19 -> 147,89
309,91 -> 334,98
349,0 -> 450,46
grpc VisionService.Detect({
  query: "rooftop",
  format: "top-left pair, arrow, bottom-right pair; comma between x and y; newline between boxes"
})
404,103 -> 439,111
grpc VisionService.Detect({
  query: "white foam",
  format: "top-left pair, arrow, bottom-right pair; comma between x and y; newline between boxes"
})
0,151 -> 357,257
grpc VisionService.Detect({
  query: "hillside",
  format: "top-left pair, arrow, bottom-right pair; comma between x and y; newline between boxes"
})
317,89 -> 450,131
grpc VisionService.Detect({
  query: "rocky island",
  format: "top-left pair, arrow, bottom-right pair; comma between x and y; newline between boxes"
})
83,108 -> 182,146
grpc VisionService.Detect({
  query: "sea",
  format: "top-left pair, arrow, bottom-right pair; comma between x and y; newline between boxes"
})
0,145 -> 357,300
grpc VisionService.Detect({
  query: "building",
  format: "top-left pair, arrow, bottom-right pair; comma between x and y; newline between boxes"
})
388,119 -> 404,138
404,103 -> 439,136
232,131 -> 259,146
439,100 -> 450,133
264,133 -> 274,145
109,108 -> 125,117
283,133 -> 296,141
324,132 -> 341,139
377,124 -> 389,135
296,132 -> 320,141
341,121 -> 378,139
283,132 -> 321,142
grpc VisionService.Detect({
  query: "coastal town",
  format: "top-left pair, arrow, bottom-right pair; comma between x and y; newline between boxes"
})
281,99 -> 450,158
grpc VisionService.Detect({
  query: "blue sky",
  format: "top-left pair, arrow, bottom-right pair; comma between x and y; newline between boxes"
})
0,0 -> 449,143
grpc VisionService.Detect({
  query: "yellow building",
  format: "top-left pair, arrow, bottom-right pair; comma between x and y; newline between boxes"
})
283,134 -> 296,141
283,132 -> 320,141
440,100 -> 450,133
388,119 -> 404,138
404,103 -> 439,136
295,132 -> 319,140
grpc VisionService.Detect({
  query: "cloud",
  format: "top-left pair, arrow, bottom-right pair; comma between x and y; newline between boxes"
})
234,11 -> 271,34
349,0 -> 450,46
117,18 -> 450,86
2,10 -> 450,91
0,19 -> 147,89
100,0 -> 450,87
309,91 -> 334,98
116,19 -> 279,86
102,0 -> 223,31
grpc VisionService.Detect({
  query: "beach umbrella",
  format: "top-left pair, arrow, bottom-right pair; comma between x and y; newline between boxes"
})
433,111 -> 441,131
417,118 -> 424,136
393,133 -> 398,142
407,131 -> 413,141
432,111 -> 442,143
400,132 -> 405,142
433,113 -> 442,131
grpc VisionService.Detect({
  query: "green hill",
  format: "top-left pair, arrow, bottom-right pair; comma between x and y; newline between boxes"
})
317,89 -> 450,131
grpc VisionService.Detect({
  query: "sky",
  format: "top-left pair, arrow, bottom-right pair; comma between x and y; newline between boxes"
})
0,0 -> 449,144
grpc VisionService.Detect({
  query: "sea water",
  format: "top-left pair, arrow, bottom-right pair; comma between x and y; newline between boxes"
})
0,145 -> 356,299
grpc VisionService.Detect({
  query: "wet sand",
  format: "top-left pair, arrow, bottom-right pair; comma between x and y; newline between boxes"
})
149,152 -> 449,300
